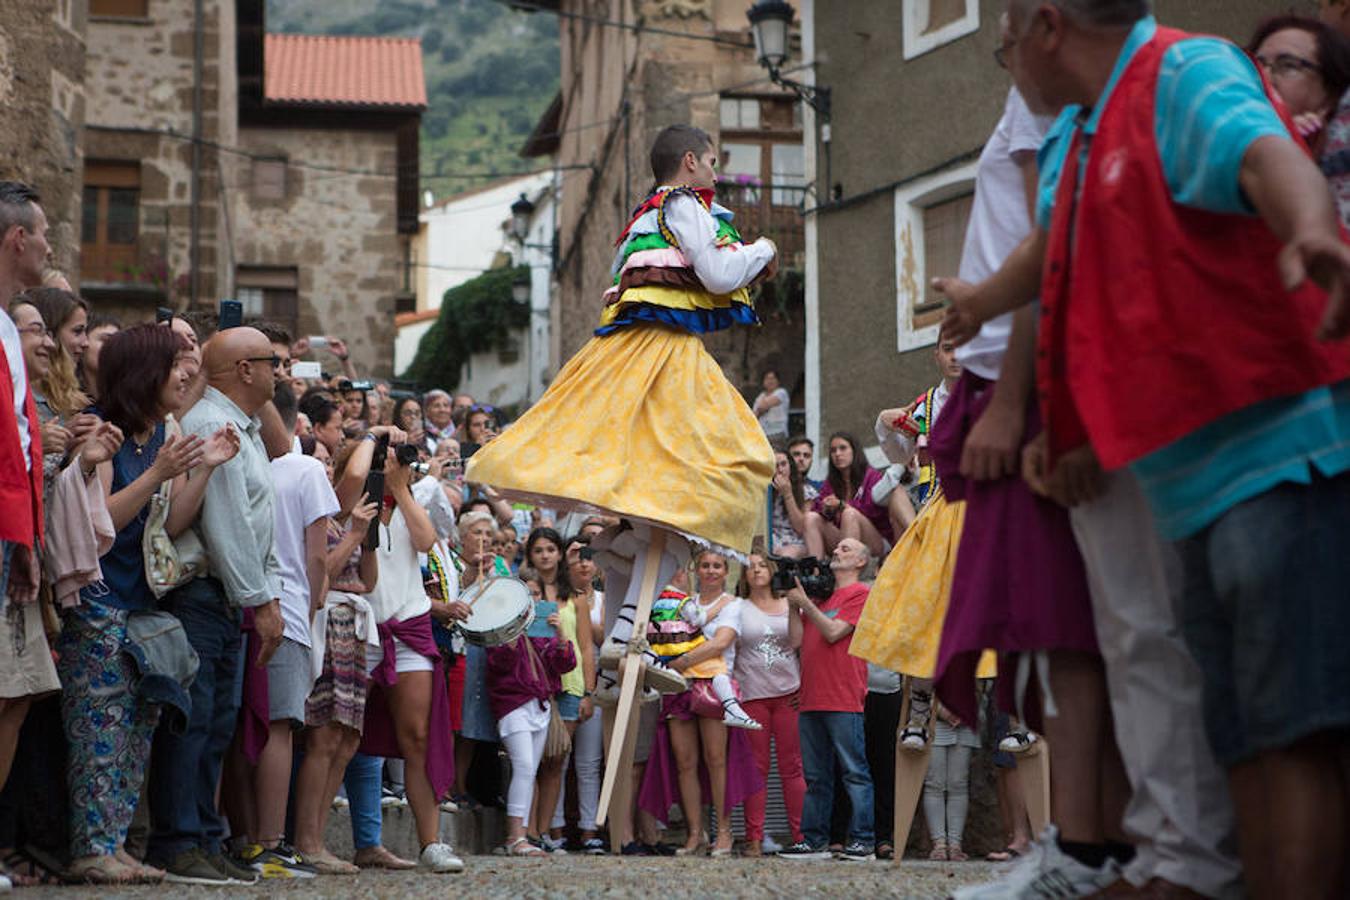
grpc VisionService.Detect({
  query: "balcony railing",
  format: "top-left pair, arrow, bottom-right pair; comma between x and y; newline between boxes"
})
716,183 -> 807,268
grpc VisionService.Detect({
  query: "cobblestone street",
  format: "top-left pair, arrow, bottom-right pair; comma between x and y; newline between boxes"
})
30,857 -> 999,899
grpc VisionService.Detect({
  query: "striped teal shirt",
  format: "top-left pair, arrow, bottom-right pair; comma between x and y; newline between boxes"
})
1035,16 -> 1350,540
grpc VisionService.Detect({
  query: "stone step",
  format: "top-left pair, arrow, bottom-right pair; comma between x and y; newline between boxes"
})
324,803 -> 507,859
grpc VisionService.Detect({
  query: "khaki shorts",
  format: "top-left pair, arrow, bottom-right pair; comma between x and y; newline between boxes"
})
0,601 -> 60,699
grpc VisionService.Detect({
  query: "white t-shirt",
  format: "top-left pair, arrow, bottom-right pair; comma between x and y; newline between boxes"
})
366,507 -> 434,624
270,453 -> 340,647
755,387 -> 790,437
0,310 -> 31,468
696,594 -> 743,672
954,88 -> 1054,381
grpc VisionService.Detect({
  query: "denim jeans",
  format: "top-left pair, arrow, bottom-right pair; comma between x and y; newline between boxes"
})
0,540 -> 12,604
799,710 -> 874,847
146,578 -> 242,862
344,753 -> 384,850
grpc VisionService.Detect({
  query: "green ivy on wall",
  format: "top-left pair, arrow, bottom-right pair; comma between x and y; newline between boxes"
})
401,264 -> 529,390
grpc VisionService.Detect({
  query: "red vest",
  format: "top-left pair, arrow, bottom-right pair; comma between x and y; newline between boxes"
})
1037,27 -> 1350,468
0,349 -> 43,547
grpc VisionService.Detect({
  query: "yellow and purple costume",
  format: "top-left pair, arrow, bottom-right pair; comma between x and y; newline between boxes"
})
466,186 -> 774,555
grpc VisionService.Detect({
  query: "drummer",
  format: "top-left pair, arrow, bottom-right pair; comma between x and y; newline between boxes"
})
488,566 -> 577,857
450,510 -> 503,809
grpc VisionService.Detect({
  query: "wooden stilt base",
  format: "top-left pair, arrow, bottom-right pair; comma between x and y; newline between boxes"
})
596,530 -> 667,843
891,677 -> 934,865
1017,737 -> 1051,837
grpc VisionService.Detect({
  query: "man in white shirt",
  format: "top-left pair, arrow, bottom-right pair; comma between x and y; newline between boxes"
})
237,382 -> 338,878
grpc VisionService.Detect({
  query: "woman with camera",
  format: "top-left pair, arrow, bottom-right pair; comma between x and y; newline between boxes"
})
359,436 -> 464,873
733,553 -> 805,856
803,432 -> 892,560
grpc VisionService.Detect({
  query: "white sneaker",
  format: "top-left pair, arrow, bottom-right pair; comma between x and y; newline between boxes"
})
950,826 -> 1120,899
998,730 -> 1039,753
418,842 -> 465,874
593,678 -> 659,708
899,727 -> 928,751
0,872 -> 11,892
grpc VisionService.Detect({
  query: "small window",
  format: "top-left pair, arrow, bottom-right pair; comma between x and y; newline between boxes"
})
719,97 -> 760,130
90,0 -> 149,18
236,266 -> 299,336
893,160 -> 979,351
81,161 -> 141,283
902,0 -> 979,60
720,142 -> 763,204
251,158 -> 287,200
770,143 -> 806,207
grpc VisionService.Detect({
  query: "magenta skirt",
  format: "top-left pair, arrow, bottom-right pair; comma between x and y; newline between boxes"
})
638,714 -> 763,826
930,372 -> 1098,724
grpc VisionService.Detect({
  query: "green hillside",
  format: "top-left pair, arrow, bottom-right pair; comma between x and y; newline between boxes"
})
267,0 -> 560,200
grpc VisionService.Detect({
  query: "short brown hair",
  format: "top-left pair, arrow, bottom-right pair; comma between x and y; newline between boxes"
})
98,324 -> 184,434
650,124 -> 713,184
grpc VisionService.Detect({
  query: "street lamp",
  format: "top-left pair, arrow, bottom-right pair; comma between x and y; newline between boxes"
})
510,193 -> 535,243
512,273 -> 530,304
746,0 -> 830,121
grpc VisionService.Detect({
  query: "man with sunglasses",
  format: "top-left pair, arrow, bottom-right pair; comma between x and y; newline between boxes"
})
148,326 -> 286,884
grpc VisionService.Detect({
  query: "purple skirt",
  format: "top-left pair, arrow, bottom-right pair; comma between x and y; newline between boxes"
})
930,372 -> 1098,724
638,713 -> 763,826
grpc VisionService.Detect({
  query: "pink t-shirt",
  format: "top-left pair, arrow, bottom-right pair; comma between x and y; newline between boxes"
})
798,582 -> 869,713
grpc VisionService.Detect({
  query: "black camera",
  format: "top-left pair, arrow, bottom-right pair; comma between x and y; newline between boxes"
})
394,442 -> 421,467
769,555 -> 835,600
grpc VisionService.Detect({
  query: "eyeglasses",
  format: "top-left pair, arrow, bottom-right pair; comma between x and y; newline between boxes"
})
1253,53 -> 1320,79
14,323 -> 52,339
241,355 -> 281,368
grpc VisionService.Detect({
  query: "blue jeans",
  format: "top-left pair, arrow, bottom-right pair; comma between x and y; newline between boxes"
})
344,753 -> 384,850
0,540 -> 12,604
799,710 -> 874,847
146,578 -> 242,862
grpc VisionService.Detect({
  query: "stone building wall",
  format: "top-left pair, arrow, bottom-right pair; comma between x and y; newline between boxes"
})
84,0 -> 235,314
233,126 -> 402,377
0,0 -> 87,280
551,0 -> 804,401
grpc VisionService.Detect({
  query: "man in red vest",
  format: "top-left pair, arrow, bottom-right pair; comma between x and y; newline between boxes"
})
942,3 -> 1350,899
0,180 -> 55,892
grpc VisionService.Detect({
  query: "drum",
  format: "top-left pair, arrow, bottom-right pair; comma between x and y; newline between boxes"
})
459,577 -> 534,647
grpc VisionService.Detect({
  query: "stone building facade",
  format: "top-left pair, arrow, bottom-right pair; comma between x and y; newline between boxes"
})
4,0 -> 422,377
0,0 -> 88,278
806,0 -> 1291,445
525,0 -> 807,410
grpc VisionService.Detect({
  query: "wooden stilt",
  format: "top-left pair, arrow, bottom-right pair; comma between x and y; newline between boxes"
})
596,530 -> 666,834
891,676 -> 934,865
1018,737 -> 1051,836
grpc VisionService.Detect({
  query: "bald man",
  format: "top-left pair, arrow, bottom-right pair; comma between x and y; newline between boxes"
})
147,326 -> 283,885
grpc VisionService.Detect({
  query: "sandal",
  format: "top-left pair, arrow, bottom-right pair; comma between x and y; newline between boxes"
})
986,845 -> 1023,862
506,837 -> 545,857
947,842 -> 969,861
875,841 -> 894,861
352,845 -> 415,870
928,838 -> 948,861
66,854 -> 139,884
2,847 -> 60,886
114,848 -> 164,884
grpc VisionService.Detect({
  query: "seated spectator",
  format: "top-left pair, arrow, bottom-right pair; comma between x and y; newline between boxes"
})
1247,14 -> 1350,155
787,435 -> 819,489
768,449 -> 815,559
751,369 -> 790,443
803,432 -> 891,559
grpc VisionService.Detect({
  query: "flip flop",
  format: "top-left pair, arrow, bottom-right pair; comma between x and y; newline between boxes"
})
986,846 -> 1023,862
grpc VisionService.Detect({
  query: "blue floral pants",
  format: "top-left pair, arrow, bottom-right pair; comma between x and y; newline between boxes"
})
56,596 -> 160,857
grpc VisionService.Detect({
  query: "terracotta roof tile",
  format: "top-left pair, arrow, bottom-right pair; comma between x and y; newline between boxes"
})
265,34 -> 427,110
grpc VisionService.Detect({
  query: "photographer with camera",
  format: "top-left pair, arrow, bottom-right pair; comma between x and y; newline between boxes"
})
358,434 -> 464,874
733,553 -> 805,856
778,538 -> 875,862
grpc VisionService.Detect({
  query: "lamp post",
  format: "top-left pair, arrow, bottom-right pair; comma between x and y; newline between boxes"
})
510,193 -> 535,243
746,0 -> 830,121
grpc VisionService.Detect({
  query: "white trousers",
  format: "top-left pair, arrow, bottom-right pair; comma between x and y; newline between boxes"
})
552,709 -> 605,831
1069,469 -> 1241,898
503,726 -> 548,821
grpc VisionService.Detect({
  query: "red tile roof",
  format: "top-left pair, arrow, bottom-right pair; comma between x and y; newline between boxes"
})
264,34 -> 427,110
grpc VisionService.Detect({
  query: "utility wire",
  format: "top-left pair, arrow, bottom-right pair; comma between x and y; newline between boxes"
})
503,0 -> 755,49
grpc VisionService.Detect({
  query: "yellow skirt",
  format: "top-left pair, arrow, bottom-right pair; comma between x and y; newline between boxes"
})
465,326 -> 774,555
851,491 -> 971,679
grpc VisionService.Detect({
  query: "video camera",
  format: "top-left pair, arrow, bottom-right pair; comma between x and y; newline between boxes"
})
769,555 -> 835,600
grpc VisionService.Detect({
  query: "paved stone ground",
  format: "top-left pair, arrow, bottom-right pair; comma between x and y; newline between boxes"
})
27,857 -> 1000,898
